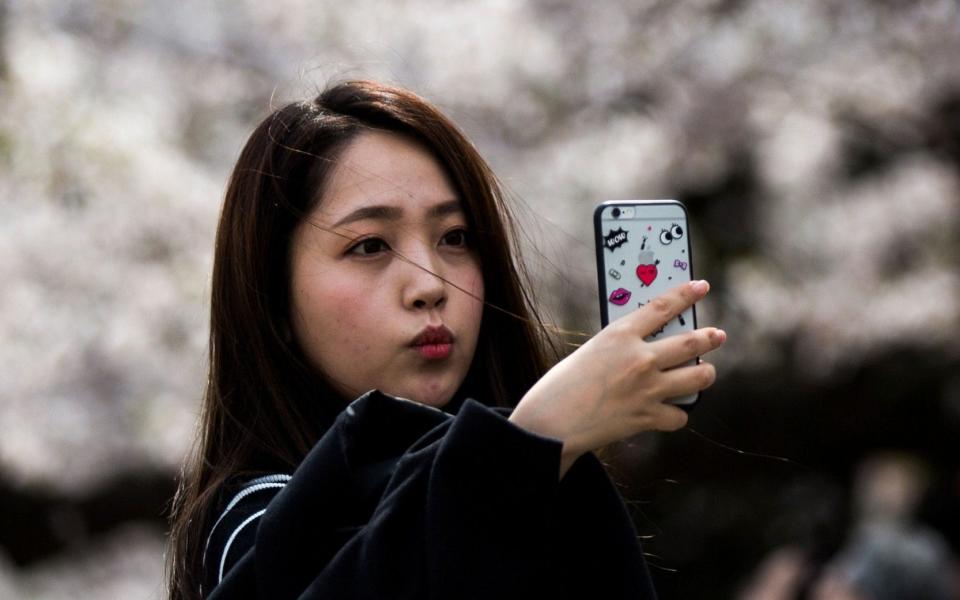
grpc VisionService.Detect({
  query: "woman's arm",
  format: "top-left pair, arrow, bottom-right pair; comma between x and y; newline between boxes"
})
207,391 -> 656,599
510,280 -> 725,479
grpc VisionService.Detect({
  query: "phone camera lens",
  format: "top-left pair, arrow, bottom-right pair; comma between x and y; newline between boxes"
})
612,207 -> 621,218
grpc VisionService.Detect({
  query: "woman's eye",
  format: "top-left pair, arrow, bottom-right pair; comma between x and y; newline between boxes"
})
670,223 -> 684,239
349,238 -> 389,256
659,229 -> 673,245
440,229 -> 469,248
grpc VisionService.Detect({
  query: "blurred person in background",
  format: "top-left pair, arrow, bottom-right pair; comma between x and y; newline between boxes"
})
165,80 -> 726,599
739,453 -> 959,600
811,523 -> 955,600
810,453 -> 957,600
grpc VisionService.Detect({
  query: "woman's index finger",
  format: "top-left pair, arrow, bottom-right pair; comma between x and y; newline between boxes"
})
627,280 -> 709,338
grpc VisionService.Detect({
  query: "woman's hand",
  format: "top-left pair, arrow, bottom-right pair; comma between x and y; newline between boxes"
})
509,280 -> 726,479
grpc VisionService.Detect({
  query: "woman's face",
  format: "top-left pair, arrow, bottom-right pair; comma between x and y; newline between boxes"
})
289,131 -> 485,408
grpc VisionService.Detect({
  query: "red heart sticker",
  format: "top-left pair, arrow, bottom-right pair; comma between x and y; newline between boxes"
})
636,263 -> 658,286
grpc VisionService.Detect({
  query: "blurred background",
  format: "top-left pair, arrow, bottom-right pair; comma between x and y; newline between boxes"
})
1,0 -> 959,598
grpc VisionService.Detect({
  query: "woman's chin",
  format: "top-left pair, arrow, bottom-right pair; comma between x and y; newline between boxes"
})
408,390 -> 454,408
389,380 -> 456,409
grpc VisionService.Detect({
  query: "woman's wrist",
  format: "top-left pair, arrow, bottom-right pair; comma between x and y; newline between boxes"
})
508,405 -> 585,480
558,445 -> 582,480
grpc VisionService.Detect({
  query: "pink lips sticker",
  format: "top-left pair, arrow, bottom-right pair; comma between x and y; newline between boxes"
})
609,288 -> 632,305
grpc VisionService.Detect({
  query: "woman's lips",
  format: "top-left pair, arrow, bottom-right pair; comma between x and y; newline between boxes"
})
410,325 -> 454,360
415,343 -> 453,360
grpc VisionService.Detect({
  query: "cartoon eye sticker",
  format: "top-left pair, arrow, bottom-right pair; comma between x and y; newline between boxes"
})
659,223 -> 684,245
608,288 -> 632,306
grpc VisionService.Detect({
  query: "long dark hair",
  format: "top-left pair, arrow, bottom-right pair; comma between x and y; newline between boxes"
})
166,80 -> 557,599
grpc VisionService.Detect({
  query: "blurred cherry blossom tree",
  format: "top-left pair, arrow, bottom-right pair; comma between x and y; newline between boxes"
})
2,0 -> 958,597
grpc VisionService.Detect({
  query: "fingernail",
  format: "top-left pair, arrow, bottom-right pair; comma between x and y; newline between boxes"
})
715,329 -> 727,343
690,280 -> 709,294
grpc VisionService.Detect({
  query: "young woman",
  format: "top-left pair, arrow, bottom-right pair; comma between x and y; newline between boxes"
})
166,80 -> 725,599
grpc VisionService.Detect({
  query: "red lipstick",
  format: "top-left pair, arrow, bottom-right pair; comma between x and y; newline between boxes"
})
410,325 -> 454,360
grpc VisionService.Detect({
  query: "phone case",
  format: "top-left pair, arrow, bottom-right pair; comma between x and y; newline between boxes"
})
594,200 -> 699,407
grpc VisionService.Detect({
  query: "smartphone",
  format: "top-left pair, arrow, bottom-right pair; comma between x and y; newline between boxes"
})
594,200 -> 699,407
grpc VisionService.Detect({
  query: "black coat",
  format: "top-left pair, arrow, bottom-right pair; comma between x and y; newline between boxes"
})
202,390 -> 658,599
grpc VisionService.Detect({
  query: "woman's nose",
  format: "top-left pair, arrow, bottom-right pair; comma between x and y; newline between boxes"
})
401,252 -> 447,310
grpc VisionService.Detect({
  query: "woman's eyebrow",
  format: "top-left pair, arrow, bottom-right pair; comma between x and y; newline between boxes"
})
426,199 -> 463,219
332,205 -> 402,228
332,198 -> 462,228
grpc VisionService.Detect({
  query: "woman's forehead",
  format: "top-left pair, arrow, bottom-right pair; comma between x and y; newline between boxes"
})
316,131 -> 461,225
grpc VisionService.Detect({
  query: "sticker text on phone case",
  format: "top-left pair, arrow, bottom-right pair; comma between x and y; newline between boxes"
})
603,227 -> 628,251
